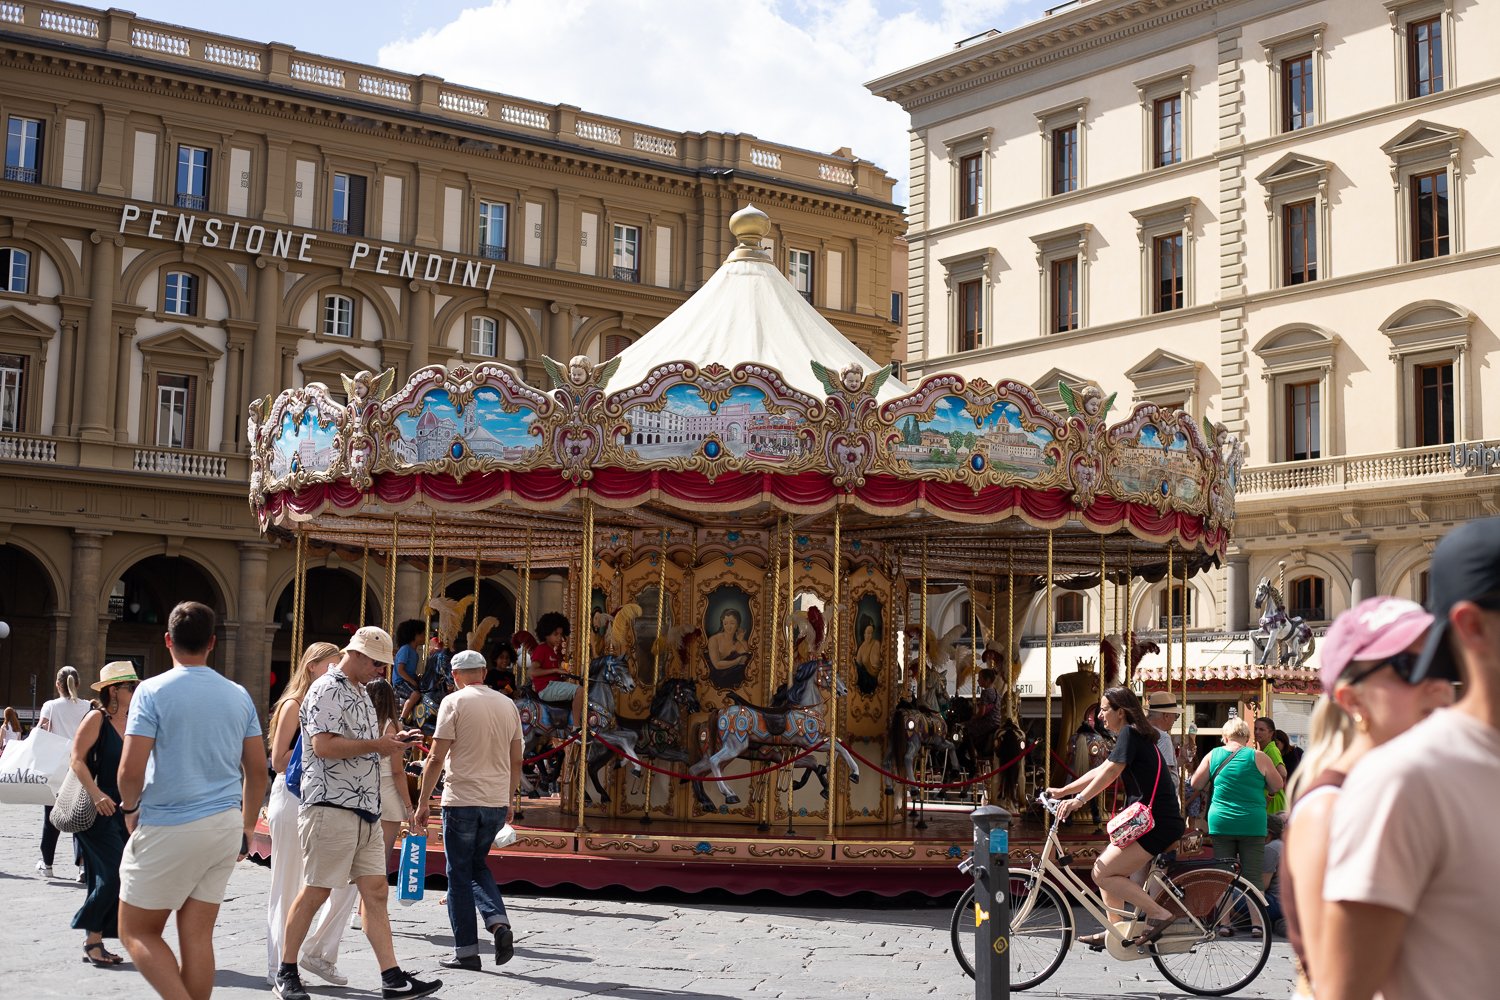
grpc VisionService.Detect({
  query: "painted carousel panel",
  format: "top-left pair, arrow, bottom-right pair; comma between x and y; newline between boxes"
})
617,383 -> 813,465
268,403 -> 341,480
389,386 -> 541,466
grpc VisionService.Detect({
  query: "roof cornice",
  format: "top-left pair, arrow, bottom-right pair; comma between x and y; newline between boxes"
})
867,0 -> 1225,111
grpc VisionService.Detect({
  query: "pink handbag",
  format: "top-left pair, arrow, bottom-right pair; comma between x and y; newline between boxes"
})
1106,742 -> 1163,848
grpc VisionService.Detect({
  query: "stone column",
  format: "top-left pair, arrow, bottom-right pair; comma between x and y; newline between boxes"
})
1350,544 -> 1377,608
1225,555 -> 1251,633
249,258 -> 284,410
538,576 -> 566,620
79,234 -> 120,442
395,564 -> 424,628
236,542 -> 272,707
65,530 -> 109,676
51,318 -> 78,437
545,302 -> 572,362
113,323 -> 134,443
219,342 -> 243,452
405,282 -> 432,371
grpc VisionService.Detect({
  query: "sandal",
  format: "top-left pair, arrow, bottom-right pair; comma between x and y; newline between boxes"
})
83,942 -> 124,967
1077,930 -> 1107,951
1217,925 -> 1236,938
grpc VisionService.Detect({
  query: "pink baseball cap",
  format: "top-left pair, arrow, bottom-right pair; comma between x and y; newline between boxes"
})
1318,597 -> 1433,695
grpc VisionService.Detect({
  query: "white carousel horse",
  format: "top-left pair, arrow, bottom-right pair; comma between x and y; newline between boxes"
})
1251,577 -> 1317,668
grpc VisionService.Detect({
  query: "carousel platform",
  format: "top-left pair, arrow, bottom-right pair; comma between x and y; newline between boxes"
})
252,798 -> 1112,899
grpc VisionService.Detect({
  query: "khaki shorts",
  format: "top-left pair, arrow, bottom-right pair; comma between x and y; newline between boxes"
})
298,804 -> 386,889
119,808 -> 242,911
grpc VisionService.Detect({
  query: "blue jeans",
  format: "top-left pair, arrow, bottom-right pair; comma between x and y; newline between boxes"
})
441,805 -> 509,958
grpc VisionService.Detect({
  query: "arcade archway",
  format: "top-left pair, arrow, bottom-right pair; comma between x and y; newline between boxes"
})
0,543 -> 59,716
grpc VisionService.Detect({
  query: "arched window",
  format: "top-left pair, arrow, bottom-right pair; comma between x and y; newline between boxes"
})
1,247 -> 30,293
1159,582 -> 1192,629
471,316 -> 498,357
603,333 -> 632,360
1289,575 -> 1326,622
1055,592 -> 1084,633
1416,569 -> 1430,606
322,294 -> 354,338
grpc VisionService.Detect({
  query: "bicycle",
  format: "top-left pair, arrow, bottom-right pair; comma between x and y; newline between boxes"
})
950,795 -> 1271,996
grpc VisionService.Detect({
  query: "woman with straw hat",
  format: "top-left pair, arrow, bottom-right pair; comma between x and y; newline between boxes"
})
70,661 -> 141,967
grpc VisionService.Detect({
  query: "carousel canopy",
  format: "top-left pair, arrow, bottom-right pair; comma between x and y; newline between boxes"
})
246,207 -> 1241,582
608,207 -> 908,404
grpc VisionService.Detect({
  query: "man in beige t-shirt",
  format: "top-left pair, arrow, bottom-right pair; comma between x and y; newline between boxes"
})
413,650 -> 523,971
1319,517 -> 1500,1000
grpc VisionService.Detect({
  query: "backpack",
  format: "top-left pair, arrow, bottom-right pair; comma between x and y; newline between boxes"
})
284,732 -> 304,798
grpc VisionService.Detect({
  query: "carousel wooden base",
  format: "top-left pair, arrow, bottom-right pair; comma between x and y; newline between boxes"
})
252,798 -> 1115,899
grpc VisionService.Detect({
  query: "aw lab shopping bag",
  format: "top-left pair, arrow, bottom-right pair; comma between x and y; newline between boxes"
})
397,832 -> 427,906
0,728 -> 72,805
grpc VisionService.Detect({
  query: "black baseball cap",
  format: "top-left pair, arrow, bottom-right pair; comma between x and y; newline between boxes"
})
1414,516 -> 1500,683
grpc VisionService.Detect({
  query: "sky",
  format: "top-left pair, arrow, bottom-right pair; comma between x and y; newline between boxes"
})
90,0 -> 1062,204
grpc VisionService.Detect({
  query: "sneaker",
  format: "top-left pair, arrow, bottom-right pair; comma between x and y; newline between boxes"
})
35,861 -> 54,879
382,972 -> 442,999
350,909 -> 363,930
494,924 -> 514,966
77,869 -> 87,884
272,969 -> 311,1000
438,955 -> 481,971
300,955 -> 349,987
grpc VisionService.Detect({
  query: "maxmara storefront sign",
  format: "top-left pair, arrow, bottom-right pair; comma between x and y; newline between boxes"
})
118,205 -> 499,291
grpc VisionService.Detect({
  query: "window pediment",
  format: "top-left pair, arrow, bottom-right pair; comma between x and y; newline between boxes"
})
1381,120 -> 1464,164
1380,299 -> 1472,356
1029,223 -> 1090,257
1256,152 -> 1332,192
1125,349 -> 1202,391
1032,367 -> 1097,411
136,328 -> 223,364
1130,196 -> 1198,231
0,305 -> 55,343
1253,324 -> 1338,376
298,347 -> 371,384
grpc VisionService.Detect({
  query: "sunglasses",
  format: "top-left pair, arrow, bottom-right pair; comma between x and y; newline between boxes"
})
1344,651 -> 1421,686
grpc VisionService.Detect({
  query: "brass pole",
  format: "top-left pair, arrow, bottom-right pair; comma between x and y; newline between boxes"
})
290,525 -> 305,661
359,542 -> 370,626
1124,543 -> 1133,687
827,503 -> 843,841
385,515 -> 400,638
1181,557 -> 1191,802
652,529 -> 669,686
919,535 -> 929,691
768,522 -> 783,693
1044,530 -> 1054,820
969,570 -> 979,700
1166,546 -> 1174,709
472,549 -> 482,646
1098,535 -> 1107,707
520,528 -> 532,685
1006,550 -> 1015,723
424,514 -> 437,637
785,516 -> 796,827
576,498 -> 595,834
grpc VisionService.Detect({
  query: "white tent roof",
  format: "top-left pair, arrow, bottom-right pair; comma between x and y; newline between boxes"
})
606,206 -> 910,403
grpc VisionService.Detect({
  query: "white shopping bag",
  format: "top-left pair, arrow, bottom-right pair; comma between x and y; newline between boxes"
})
493,823 -> 518,850
0,728 -> 73,805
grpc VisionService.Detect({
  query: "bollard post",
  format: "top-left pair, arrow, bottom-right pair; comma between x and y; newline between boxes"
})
971,804 -> 1012,1000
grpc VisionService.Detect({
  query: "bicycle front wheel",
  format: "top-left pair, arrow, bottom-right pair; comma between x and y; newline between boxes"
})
1151,874 -> 1272,996
950,870 -> 1073,990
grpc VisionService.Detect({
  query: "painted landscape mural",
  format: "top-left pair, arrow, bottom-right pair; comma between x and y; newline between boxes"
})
893,396 -> 1054,475
621,384 -> 810,462
390,387 -> 540,464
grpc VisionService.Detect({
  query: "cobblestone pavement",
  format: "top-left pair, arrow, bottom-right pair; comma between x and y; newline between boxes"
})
1,803 -> 1296,998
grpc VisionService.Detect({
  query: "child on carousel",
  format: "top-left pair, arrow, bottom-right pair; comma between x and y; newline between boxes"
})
524,611 -> 588,734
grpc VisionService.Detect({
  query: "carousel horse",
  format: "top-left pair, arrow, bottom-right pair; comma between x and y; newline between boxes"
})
576,652 -> 644,803
688,611 -> 861,809
583,677 -> 702,805
1251,578 -> 1317,668
884,673 -> 957,792
993,717 -> 1027,811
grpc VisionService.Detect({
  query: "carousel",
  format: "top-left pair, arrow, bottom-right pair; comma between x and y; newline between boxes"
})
246,206 -> 1241,897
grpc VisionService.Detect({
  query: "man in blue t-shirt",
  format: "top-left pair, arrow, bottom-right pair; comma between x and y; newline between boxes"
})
117,601 -> 267,1000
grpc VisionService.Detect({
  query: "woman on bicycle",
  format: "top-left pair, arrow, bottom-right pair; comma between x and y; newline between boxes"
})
1281,597 -> 1452,998
1047,686 -> 1186,946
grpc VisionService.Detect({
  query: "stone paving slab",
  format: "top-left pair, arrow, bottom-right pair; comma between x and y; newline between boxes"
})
0,803 -> 1296,998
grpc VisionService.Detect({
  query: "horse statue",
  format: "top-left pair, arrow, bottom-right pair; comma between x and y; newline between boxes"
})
687,609 -> 860,810
884,672 -> 956,793
1251,577 -> 1317,668
584,677 -> 702,805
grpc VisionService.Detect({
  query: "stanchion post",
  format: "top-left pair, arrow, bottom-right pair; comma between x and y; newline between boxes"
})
971,804 -> 1012,1000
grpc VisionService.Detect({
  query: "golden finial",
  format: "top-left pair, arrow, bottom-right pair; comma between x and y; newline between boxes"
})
726,204 -> 773,263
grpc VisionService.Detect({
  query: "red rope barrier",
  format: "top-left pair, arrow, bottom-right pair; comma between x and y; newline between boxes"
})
1050,750 -> 1078,780
594,736 -> 829,782
836,739 -> 1038,790
521,731 -> 580,765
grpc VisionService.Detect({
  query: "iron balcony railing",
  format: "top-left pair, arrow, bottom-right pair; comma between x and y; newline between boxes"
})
612,265 -> 639,283
479,243 -> 508,261
175,191 -> 207,210
4,164 -> 39,183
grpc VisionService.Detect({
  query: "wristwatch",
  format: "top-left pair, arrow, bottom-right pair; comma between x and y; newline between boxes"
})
120,803 -> 139,815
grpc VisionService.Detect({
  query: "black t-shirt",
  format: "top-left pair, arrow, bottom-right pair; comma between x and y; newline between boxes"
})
1108,725 -> 1181,821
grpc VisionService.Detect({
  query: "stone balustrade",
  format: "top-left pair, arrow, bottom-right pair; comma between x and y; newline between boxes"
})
1238,442 -> 1482,496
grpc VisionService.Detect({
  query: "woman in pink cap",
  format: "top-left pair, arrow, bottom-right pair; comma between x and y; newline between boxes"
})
1280,597 -> 1455,999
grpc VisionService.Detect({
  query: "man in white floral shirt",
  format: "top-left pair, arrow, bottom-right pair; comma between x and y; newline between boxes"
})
273,626 -> 442,1000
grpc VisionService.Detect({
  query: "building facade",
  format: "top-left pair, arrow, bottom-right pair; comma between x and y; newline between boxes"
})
0,2 -> 902,713
872,0 -> 1500,711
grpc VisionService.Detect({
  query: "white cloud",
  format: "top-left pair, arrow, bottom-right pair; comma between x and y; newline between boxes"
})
377,0 -> 1027,206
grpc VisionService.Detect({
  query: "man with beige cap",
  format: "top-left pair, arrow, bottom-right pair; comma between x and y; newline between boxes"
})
273,626 -> 442,1000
